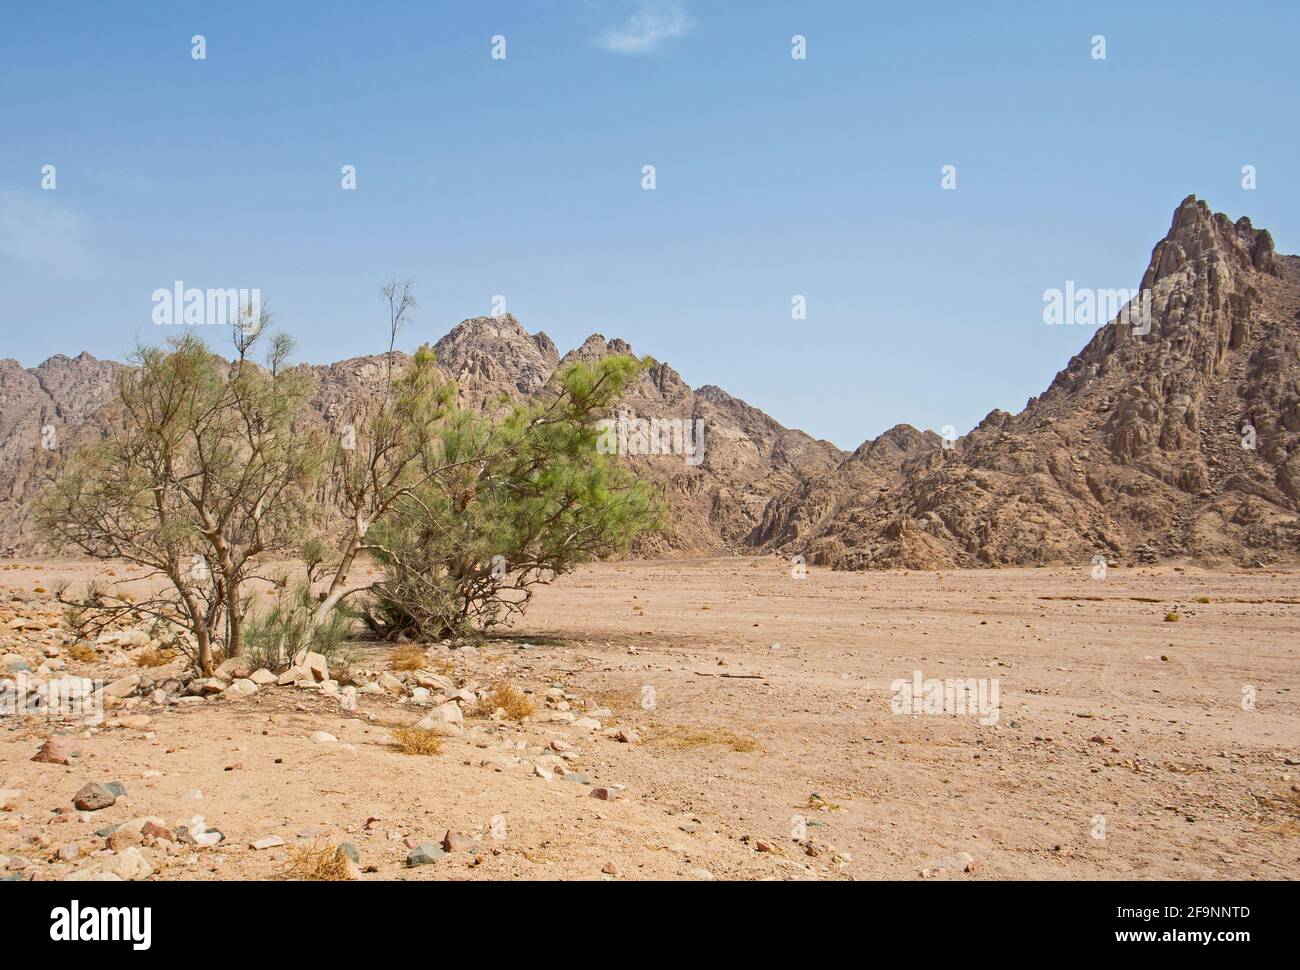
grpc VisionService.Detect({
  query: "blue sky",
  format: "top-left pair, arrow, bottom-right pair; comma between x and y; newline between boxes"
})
1,0 -> 1296,449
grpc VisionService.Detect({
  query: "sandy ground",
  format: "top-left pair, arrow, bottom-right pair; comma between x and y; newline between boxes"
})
1,556 -> 1298,880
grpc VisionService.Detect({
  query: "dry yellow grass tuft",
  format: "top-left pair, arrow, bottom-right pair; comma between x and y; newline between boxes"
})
1164,612 -> 1180,622
278,841 -> 354,881
587,686 -> 642,712
134,648 -> 169,668
388,644 -> 428,671
472,681 -> 536,721
67,642 -> 98,663
389,725 -> 443,756
648,724 -> 760,753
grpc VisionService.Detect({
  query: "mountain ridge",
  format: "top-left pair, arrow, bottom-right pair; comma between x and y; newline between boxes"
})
4,196 -> 1297,567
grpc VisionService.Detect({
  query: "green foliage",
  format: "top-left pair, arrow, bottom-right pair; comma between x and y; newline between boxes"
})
36,329 -> 323,673
243,581 -> 357,674
37,290 -> 662,671
366,354 -> 659,639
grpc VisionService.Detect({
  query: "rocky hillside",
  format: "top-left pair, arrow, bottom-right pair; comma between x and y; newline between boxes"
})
0,316 -> 844,557
757,196 -> 1300,568
5,196 -> 1297,568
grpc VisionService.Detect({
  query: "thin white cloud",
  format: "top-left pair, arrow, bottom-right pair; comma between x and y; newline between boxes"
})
596,1 -> 693,54
0,190 -> 95,277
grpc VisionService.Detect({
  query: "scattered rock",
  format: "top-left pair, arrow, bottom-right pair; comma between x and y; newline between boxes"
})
337,842 -> 360,864
32,738 -> 77,765
73,783 -> 118,812
441,831 -> 477,853
432,701 -> 463,726
224,678 -> 258,699
406,844 -> 445,866
275,666 -> 307,686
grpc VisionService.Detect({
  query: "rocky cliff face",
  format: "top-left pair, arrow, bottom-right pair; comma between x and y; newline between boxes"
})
5,197 -> 1297,567
0,353 -> 124,555
757,197 -> 1300,568
556,334 -> 844,554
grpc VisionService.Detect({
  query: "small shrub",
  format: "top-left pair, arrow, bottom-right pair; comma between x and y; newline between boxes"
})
649,725 -> 760,753
67,642 -> 98,663
472,681 -> 535,721
1164,612 -> 1180,622
279,840 -> 354,881
134,648 -> 169,668
1197,596 -> 1211,604
389,725 -> 443,756
388,644 -> 427,672
243,582 -> 355,673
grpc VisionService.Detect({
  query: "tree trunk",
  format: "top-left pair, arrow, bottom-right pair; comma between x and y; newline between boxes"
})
179,587 -> 213,676
226,578 -> 244,657
310,517 -> 368,631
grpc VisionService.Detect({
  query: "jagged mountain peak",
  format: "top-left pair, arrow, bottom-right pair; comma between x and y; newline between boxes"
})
758,198 -> 1300,569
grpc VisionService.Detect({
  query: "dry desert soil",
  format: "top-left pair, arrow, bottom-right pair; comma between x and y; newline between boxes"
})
1,557 -> 1298,881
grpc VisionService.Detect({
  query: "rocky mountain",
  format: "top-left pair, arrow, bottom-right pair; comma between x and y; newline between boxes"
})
0,352 -> 125,555
0,315 -> 844,557
757,196 -> 1300,568
4,196 -> 1297,568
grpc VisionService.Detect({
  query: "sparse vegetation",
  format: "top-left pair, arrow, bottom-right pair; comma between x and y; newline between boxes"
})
389,725 -> 444,756
360,352 -> 659,642
1164,612 -> 1180,622
388,644 -> 428,672
37,324 -> 321,674
66,642 -> 98,663
36,282 -> 656,675
278,841 -> 354,881
242,581 -> 356,674
472,681 -> 536,721
648,724 -> 760,752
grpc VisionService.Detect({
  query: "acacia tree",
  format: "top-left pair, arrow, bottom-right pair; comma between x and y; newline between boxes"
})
363,356 -> 658,638
303,282 -> 658,643
198,323 -> 322,656
40,281 -> 658,670
305,280 -> 455,632
38,325 -> 321,674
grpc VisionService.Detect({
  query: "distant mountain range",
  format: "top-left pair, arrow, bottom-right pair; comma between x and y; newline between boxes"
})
4,196 -> 1297,567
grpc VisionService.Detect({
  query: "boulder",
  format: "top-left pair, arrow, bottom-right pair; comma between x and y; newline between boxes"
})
73,783 -> 118,812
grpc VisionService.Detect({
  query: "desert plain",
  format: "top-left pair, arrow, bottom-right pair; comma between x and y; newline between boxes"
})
1,556 -> 1297,881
